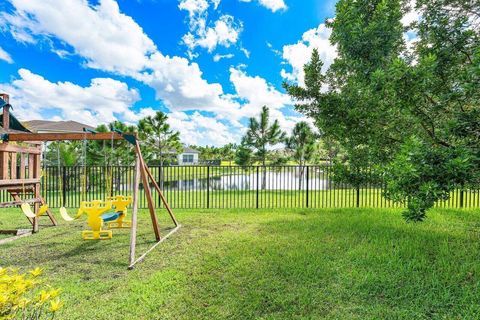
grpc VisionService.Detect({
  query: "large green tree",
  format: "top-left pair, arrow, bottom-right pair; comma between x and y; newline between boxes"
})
137,112 -> 182,167
88,121 -> 137,166
238,106 -> 286,188
45,141 -> 80,166
285,0 -> 479,221
285,121 -> 317,189
285,121 -> 317,167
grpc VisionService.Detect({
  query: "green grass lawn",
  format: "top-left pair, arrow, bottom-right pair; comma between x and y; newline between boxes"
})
32,188 -> 480,210
1,207 -> 480,319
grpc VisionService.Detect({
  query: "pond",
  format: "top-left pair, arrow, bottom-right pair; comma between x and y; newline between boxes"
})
162,168 -> 332,191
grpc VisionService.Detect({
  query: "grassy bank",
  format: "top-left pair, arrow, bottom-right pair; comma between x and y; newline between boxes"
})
1,207 -> 480,319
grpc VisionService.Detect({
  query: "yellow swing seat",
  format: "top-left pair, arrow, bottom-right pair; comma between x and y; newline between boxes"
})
21,203 -> 49,219
79,200 -> 114,240
59,207 -> 78,222
106,195 -> 133,229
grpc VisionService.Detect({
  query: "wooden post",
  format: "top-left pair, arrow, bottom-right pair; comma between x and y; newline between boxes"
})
28,154 -> 34,179
2,103 -> 10,130
135,141 -> 161,241
0,152 -> 8,179
33,154 -> 41,178
10,153 -> 17,179
144,165 -> 178,226
128,153 -> 141,268
32,154 -> 41,233
33,183 -> 40,233
19,154 -> 26,179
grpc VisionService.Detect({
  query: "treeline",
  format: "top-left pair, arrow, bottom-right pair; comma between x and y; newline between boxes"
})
44,113 -> 182,167
44,108 -> 332,167
191,107 -> 334,166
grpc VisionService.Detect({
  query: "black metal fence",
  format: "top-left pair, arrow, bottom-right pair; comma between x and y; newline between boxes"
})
2,165 -> 479,209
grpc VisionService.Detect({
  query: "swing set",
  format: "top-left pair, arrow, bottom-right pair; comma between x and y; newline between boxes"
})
0,93 -> 180,268
49,131 -> 134,240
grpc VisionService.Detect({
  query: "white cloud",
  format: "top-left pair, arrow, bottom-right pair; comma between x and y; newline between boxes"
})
138,52 -> 242,120
230,67 -> 291,113
281,23 -> 337,85
239,0 -> 287,12
3,0 -> 241,119
182,15 -> 242,53
213,53 -> 234,62
0,47 -> 13,64
240,47 -> 250,58
401,0 -> 420,27
2,0 -> 156,76
266,41 -> 281,56
178,0 -> 242,57
401,0 -> 422,60
229,67 -> 307,133
178,0 -> 210,17
2,0 -> 305,145
0,69 -> 141,126
168,111 -> 240,146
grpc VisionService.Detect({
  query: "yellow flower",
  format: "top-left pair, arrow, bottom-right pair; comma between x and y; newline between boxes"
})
17,297 -> 31,308
37,290 -> 50,303
29,268 -> 43,277
48,288 -> 61,298
0,293 -> 8,305
49,298 -> 63,313
0,267 -> 6,276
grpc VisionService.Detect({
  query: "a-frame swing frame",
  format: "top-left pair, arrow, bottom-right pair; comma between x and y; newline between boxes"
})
3,132 -> 180,269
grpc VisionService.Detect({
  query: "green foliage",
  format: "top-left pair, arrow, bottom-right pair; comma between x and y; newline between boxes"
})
237,106 -> 286,166
234,144 -> 253,166
384,137 -> 476,221
89,122 -> 137,166
285,0 -> 480,220
43,122 -> 137,168
0,267 -> 62,320
285,121 -> 317,165
44,142 -> 80,167
193,143 -> 238,162
138,112 -> 182,166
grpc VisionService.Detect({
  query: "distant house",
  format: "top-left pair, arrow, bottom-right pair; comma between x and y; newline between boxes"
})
23,120 -> 95,133
177,147 -> 200,165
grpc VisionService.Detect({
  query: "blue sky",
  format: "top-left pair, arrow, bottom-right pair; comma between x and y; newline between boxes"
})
0,0 -> 338,146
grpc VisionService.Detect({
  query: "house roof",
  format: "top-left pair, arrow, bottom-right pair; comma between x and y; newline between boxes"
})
165,146 -> 200,154
23,120 -> 95,133
182,147 -> 200,154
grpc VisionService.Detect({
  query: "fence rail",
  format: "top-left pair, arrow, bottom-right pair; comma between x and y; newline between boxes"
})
1,165 -> 479,209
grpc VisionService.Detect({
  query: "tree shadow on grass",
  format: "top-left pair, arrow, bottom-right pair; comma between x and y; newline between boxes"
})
2,219 -> 175,277
169,210 -> 480,319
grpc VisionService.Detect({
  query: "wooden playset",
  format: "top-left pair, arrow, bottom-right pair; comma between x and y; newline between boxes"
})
0,93 -> 180,268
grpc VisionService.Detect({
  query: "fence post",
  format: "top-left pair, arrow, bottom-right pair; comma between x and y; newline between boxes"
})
460,187 -> 464,208
206,166 -> 210,209
306,166 -> 309,208
256,166 -> 259,209
62,166 -> 66,207
356,187 -> 360,208
157,165 -> 161,206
